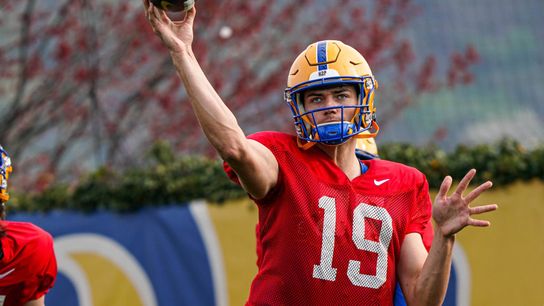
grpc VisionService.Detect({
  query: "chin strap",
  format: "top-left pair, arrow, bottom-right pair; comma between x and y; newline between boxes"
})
297,137 -> 317,150
354,121 -> 380,139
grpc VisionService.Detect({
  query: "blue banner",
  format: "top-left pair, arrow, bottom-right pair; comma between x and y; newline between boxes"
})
12,202 -> 227,306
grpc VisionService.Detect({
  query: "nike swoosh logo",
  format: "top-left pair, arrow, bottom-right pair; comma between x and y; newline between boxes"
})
0,268 -> 15,279
374,179 -> 390,186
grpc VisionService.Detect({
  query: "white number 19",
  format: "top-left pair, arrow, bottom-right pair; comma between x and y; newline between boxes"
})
312,196 -> 393,288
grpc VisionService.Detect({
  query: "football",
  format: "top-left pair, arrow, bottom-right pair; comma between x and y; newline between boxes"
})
150,0 -> 195,12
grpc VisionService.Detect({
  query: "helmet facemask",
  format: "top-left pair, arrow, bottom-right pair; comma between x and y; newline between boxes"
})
285,75 -> 378,146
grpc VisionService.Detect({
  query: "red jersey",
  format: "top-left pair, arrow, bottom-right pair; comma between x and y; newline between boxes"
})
224,132 -> 433,306
0,221 -> 57,306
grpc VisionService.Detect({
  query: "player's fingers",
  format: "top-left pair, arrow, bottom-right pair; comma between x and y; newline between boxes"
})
151,5 -> 162,19
437,175 -> 452,199
186,5 -> 196,22
469,204 -> 498,215
467,218 -> 491,227
464,181 -> 493,203
146,2 -> 156,21
159,8 -> 171,23
144,1 -> 153,21
454,169 -> 476,196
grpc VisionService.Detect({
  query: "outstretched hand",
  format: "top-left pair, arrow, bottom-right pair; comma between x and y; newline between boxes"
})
142,0 -> 196,53
432,169 -> 498,237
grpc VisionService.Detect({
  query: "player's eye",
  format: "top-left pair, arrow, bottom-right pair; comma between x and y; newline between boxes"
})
336,94 -> 348,100
309,97 -> 323,103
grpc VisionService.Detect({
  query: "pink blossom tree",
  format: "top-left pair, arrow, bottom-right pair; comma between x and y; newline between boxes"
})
0,0 -> 477,190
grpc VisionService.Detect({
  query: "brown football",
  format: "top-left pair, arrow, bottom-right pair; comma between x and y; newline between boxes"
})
150,0 -> 195,12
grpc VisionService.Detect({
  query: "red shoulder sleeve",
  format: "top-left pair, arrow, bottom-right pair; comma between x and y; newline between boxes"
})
406,173 -> 434,250
223,131 -> 292,184
222,131 -> 294,202
24,225 -> 57,301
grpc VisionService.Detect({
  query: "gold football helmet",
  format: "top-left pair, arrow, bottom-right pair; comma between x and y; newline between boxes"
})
285,40 -> 379,148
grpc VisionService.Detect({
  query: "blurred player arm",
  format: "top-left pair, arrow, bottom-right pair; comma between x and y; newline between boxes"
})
23,296 -> 45,306
398,169 -> 497,306
142,1 -> 278,199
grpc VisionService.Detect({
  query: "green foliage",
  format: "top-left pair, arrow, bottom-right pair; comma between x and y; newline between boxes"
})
10,139 -> 543,213
380,138 -> 543,188
12,142 -> 246,214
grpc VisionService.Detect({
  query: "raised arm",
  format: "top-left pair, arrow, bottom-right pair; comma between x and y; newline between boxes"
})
398,169 -> 498,306
142,1 -> 278,199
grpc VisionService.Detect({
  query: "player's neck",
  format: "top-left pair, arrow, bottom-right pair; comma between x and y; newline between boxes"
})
317,139 -> 360,180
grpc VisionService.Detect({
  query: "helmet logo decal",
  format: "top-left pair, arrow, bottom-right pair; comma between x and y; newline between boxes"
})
310,69 -> 340,80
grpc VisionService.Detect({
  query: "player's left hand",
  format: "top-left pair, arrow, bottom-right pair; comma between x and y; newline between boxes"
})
432,169 -> 498,237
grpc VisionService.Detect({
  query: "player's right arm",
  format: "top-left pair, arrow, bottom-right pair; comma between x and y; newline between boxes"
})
142,1 -> 278,199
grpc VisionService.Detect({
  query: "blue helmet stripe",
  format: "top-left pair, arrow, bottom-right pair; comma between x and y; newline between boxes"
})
317,41 -> 328,71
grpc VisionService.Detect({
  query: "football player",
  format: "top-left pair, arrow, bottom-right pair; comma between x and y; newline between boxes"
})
143,3 -> 497,305
0,146 -> 57,306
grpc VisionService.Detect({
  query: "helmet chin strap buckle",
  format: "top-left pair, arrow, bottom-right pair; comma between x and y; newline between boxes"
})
312,121 -> 355,145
